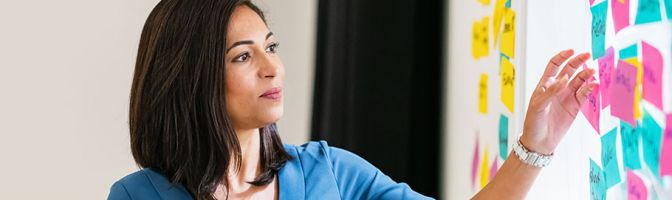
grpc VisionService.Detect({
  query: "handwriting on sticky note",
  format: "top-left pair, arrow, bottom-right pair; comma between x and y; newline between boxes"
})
479,74 -> 489,114
641,41 -> 663,110
642,111 -> 662,177
611,61 -> 637,126
501,57 -> 515,113
621,121 -> 642,169
501,8 -> 515,58
599,47 -> 614,109
591,1 -> 608,59
499,114 -> 509,160
627,170 -> 648,200
479,147 -> 490,189
601,128 -> 621,188
472,17 -> 490,59
589,159 -> 607,200
611,0 -> 630,33
581,76 -> 600,134
635,0 -> 662,24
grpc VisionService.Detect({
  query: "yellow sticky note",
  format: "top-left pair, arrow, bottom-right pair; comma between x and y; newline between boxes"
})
478,0 -> 490,5
501,8 -> 516,58
501,57 -> 515,113
625,58 -> 643,119
472,17 -> 490,59
493,0 -> 506,46
480,147 -> 490,189
479,74 -> 489,114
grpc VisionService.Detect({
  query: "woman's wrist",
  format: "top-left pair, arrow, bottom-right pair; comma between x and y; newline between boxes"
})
519,133 -> 555,155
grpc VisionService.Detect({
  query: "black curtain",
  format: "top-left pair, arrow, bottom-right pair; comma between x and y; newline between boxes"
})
311,0 -> 444,198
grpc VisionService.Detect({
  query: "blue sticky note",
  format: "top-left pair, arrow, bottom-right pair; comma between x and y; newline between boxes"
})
642,111 -> 662,177
505,0 -> 511,8
665,0 -> 672,20
499,114 -> 509,160
499,53 -> 510,74
620,44 -> 638,60
590,1 -> 608,59
621,121 -> 642,169
635,0 -> 662,24
590,159 -> 607,200
601,128 -> 621,188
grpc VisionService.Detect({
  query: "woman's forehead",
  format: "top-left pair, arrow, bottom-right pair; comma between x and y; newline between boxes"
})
226,6 -> 270,44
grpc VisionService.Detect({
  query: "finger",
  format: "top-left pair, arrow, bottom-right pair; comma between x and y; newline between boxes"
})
540,49 -> 574,84
557,53 -> 590,80
575,82 -> 599,105
538,74 -> 569,107
568,68 -> 596,93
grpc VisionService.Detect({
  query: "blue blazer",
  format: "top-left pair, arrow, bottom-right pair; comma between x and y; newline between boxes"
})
108,141 -> 433,200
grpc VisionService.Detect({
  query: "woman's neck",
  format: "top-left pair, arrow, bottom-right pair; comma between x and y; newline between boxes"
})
230,128 -> 261,185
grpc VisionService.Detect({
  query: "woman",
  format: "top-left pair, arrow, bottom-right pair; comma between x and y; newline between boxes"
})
107,0 -> 598,199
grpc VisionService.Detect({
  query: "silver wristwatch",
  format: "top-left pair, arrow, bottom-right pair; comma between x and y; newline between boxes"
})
512,137 -> 553,168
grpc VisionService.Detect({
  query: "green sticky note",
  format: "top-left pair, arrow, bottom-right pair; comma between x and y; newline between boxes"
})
499,114 -> 509,160
620,44 -> 638,60
635,0 -> 662,24
590,159 -> 607,200
601,128 -> 621,188
642,111 -> 662,177
590,1 -> 608,59
621,121 -> 642,169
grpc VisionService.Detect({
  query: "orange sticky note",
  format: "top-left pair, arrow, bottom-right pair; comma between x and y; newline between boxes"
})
479,74 -> 489,114
501,8 -> 516,58
501,57 -> 515,113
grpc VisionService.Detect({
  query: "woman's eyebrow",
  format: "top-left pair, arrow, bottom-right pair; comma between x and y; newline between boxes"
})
226,32 -> 275,53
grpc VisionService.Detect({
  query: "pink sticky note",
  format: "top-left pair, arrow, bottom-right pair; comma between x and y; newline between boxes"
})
611,0 -> 630,33
589,0 -> 595,6
641,41 -> 663,110
489,156 -> 498,181
471,136 -> 480,187
627,170 -> 648,200
582,76 -> 601,134
611,61 -> 637,127
660,124 -> 672,177
599,47 -> 615,109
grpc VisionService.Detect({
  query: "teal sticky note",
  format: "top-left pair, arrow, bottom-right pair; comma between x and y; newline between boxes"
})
591,1 -> 608,59
642,111 -> 662,177
505,0 -> 511,8
601,128 -> 621,188
499,53 -> 510,74
499,114 -> 509,160
590,159 -> 607,200
621,121 -> 642,169
635,0 -> 662,24
665,0 -> 672,20
620,43 -> 638,60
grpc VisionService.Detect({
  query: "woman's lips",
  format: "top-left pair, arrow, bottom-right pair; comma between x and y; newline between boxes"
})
260,87 -> 282,100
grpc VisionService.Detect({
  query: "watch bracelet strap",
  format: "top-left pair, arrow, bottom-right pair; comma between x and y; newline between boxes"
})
512,137 -> 554,168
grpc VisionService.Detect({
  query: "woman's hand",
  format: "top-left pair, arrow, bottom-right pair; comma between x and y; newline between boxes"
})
521,49 -> 599,154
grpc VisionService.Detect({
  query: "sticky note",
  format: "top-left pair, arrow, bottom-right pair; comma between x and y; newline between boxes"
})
501,57 -> 515,113
479,74 -> 489,114
642,111 -> 662,177
635,0 -> 662,24
598,47 -> 614,109
505,0 -> 511,8
493,0 -> 506,46
626,170 -> 648,200
601,128 -> 621,188
621,121 -> 642,169
471,136 -> 480,187
582,76 -> 601,134
591,1 -> 608,59
501,8 -> 515,58
611,0 -> 630,33
620,44 -> 638,60
499,114 -> 509,160
589,159 -> 607,200
611,61 -> 637,126
480,147 -> 490,189
589,0 -> 595,6
473,17 -> 490,59
625,58 -> 643,120
641,41 -> 663,110
665,0 -> 672,20
478,0 -> 490,5
661,115 -> 672,177
490,156 -> 498,181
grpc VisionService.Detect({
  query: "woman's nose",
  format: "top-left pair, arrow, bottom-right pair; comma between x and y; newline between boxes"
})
259,54 -> 282,79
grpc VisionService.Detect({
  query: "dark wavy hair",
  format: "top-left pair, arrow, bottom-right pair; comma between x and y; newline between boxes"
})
128,0 -> 291,199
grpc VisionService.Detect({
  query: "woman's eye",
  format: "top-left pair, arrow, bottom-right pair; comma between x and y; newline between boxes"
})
266,42 -> 279,53
233,52 -> 250,62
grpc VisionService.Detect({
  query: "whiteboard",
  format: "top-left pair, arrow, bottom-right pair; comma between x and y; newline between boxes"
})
442,0 -> 672,199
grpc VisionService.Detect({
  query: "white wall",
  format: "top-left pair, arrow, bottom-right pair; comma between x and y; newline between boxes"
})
0,0 -> 315,199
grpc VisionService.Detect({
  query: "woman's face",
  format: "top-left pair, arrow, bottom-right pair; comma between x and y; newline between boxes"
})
224,6 -> 284,130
